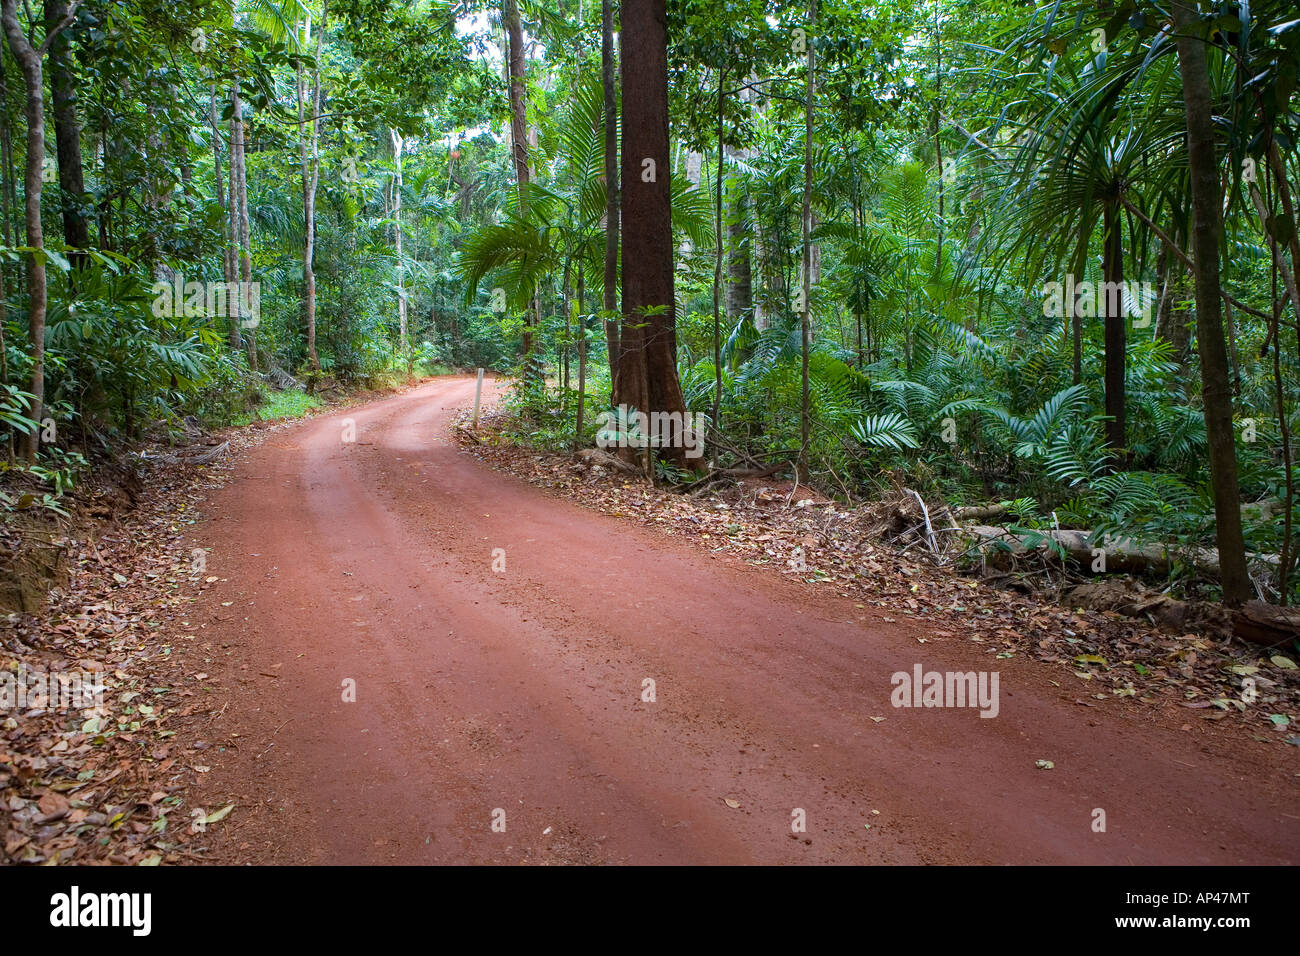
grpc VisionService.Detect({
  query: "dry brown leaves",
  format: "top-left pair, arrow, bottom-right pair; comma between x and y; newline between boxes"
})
0,383 -> 398,866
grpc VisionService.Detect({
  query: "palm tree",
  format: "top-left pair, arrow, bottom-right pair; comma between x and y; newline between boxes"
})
986,35 -> 1185,454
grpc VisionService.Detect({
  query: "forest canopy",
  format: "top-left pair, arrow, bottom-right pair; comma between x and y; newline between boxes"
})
1,0 -> 1299,609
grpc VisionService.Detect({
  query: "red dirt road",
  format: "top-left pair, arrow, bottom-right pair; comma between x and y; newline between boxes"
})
191,376 -> 1299,864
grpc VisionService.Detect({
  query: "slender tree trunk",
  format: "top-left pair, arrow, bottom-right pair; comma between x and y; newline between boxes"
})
561,257 -> 571,399
602,0 -> 620,387
712,69 -> 724,434
2,0 -> 48,459
726,156 -> 752,321
1070,300 -> 1082,385
576,262 -> 586,447
1250,183 -> 1300,341
1154,241 -> 1172,341
231,83 -> 257,370
754,214 -> 769,330
0,47 -> 14,280
228,98 -> 243,348
303,2 -> 326,372
141,78 -> 167,277
932,0 -> 943,273
1267,254 -> 1293,603
797,0 -> 816,482
600,0 -> 621,392
390,128 -> 409,377
1155,225 -> 1192,370
224,92 -> 242,350
1173,0 -> 1251,606
614,0 -> 688,472
1265,142 -> 1300,353
1102,202 -> 1126,452
44,0 -> 88,265
504,0 -> 537,380
1225,301 -> 1241,396
0,49 -> 10,464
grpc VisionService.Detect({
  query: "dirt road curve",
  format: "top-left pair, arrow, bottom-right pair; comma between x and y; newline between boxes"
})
193,376 -> 1298,864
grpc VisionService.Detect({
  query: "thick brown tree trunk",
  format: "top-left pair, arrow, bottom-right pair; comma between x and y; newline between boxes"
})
1173,0 -> 1251,606
614,0 -> 688,471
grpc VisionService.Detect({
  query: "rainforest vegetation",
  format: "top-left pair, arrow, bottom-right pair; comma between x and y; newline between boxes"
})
1,0 -> 1299,607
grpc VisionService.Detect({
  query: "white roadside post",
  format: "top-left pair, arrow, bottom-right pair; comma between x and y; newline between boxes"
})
472,368 -> 484,428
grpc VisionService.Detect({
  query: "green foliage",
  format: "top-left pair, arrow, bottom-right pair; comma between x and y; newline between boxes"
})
234,389 -> 323,426
0,0 -> 1296,604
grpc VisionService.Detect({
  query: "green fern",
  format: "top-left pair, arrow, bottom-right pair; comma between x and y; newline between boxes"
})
851,413 -> 920,449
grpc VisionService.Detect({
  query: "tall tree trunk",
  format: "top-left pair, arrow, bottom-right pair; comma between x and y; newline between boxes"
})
615,0 -> 688,472
0,47 -> 15,276
1267,254 -> 1293,603
504,0 -> 536,380
207,85 -> 231,312
299,2 -> 326,373
576,261 -> 586,447
561,258 -> 571,397
797,0 -> 816,482
601,0 -> 620,387
2,0 -> 48,460
231,83 -> 257,370
390,128 -> 409,376
712,69 -> 724,435
141,77 -> 167,276
1225,301 -> 1241,396
1155,225 -> 1192,372
1102,202 -> 1126,452
0,49 -> 10,463
1071,299 -> 1082,384
228,93 -> 244,351
932,0 -> 943,273
726,154 -> 751,321
1173,0 -> 1250,606
44,0 -> 88,265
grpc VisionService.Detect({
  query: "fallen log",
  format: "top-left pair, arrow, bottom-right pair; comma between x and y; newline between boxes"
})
720,461 -> 789,479
575,447 -> 641,475
1232,600 -> 1300,647
952,503 -> 1010,522
962,525 -> 1277,577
